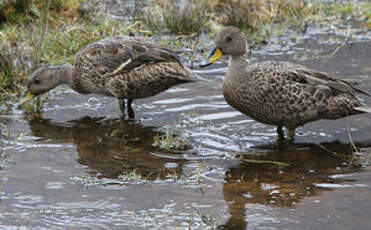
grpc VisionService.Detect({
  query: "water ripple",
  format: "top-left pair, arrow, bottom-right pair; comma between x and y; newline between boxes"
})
315,183 -> 369,189
198,111 -> 242,121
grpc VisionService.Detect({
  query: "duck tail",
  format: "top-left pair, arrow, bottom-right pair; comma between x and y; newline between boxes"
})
354,107 -> 371,113
354,88 -> 371,97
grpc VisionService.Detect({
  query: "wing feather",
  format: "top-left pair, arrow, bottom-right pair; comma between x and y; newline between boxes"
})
257,61 -> 370,97
75,36 -> 184,78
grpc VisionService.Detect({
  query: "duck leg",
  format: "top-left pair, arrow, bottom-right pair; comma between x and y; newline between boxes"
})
277,125 -> 284,140
118,99 -> 126,117
287,128 -> 296,143
127,98 -> 134,118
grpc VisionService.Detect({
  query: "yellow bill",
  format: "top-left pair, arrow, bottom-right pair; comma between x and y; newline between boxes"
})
199,47 -> 223,67
20,91 -> 35,104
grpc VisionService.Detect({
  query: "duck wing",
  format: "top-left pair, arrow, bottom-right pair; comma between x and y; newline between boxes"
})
294,67 -> 370,96
75,36 -> 184,78
263,61 -> 370,97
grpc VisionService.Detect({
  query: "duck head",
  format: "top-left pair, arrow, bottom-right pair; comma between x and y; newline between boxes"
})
22,65 -> 72,104
199,26 -> 247,67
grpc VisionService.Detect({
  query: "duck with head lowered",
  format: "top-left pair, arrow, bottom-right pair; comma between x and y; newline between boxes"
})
23,36 -> 195,118
200,26 -> 371,142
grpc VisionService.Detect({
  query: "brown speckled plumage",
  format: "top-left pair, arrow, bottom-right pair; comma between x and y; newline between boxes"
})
201,26 -> 370,141
26,36 -> 194,118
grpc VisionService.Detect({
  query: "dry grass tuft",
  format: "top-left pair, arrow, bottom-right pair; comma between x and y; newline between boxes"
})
136,0 -> 212,35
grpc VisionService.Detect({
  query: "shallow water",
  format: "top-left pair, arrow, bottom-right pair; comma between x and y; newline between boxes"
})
1,27 -> 371,229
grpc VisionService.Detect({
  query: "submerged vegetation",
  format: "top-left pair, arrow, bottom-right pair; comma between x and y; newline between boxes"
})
0,0 -> 370,112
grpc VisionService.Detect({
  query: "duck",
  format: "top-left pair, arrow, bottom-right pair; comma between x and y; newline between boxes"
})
22,36 -> 195,118
200,26 -> 371,141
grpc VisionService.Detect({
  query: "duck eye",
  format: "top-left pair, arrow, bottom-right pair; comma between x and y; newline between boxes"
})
226,36 -> 232,42
34,79 -> 40,84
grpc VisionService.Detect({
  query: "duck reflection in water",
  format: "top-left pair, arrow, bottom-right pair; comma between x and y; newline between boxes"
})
26,116 -> 370,229
28,116 -> 186,179
219,141 -> 369,230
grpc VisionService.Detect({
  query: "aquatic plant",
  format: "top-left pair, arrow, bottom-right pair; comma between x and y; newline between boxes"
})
118,169 -> 146,183
347,130 -> 371,168
153,127 -> 188,151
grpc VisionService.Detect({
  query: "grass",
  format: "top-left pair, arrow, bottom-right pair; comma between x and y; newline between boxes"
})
347,129 -> 371,168
318,129 -> 371,169
0,0 -> 83,24
153,126 -> 188,151
136,0 -> 371,35
359,2 -> 371,28
0,0 -> 130,111
118,169 -> 146,183
135,0 -> 211,35
0,123 -> 19,172
0,0 -> 370,114
130,0 -> 371,50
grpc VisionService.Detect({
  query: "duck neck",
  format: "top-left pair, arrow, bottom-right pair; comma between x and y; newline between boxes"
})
227,53 -> 250,80
50,64 -> 73,87
229,53 -> 249,67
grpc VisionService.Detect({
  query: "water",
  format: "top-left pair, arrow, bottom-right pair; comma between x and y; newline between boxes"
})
1,26 -> 371,229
